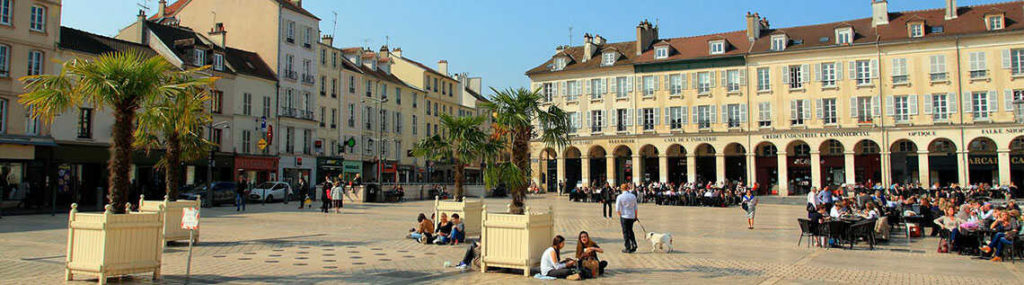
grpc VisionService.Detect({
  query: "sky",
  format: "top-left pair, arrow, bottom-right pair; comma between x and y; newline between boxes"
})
63,0 -> 1009,97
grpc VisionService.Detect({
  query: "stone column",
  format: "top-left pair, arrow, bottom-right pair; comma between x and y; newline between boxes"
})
580,155 -> 591,186
810,151 -> 822,189
880,151 -> 891,187
747,153 -> 757,186
918,150 -> 930,186
632,154 -> 642,185
606,155 -> 616,186
957,150 -> 969,185
556,157 -> 566,194
998,149 -> 1011,185
844,151 -> 856,186
658,154 -> 669,183
686,153 -> 696,184
777,151 -> 789,196
715,153 -> 726,183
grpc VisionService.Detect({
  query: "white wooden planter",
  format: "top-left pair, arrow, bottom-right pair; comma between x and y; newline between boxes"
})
139,195 -> 200,243
479,205 -> 554,276
65,203 -> 165,284
434,197 -> 483,236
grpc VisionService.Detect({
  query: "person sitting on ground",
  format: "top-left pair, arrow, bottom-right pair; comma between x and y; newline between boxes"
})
541,235 -> 581,280
433,213 -> 453,244
408,213 -> 434,243
575,231 -> 607,277
449,213 -> 465,245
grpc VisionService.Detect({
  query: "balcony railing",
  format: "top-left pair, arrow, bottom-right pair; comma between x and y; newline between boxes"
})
284,70 -> 297,80
278,107 -> 315,120
302,74 -> 315,84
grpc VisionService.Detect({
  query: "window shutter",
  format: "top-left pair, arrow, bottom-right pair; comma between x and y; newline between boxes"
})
948,92 -> 958,114
560,81 -> 567,97
721,105 -> 728,123
801,64 -> 810,83
680,107 -> 688,124
849,61 -> 857,79
636,109 -> 643,125
710,71 -> 717,88
885,96 -> 894,116
988,90 -> 998,113
870,59 -> 879,79
871,96 -> 880,117
892,58 -> 900,75
609,109 -> 617,129
815,99 -> 823,119
655,76 -> 661,91
690,73 -> 698,89
664,107 -> 672,125
929,56 -> 938,74
802,100 -> 811,120
721,71 -> 728,87
924,94 -> 933,114
576,80 -> 583,95
850,97 -> 858,118
790,100 -> 797,120
909,95 -> 918,115
627,76 -> 634,92
584,79 -> 590,95
710,105 -> 717,124
961,91 -> 971,114
814,63 -> 822,82
654,108 -> 661,125
692,106 -> 699,123
662,75 -> 669,90
781,66 -> 790,84
766,102 -> 773,122
739,70 -> 747,86
609,78 -> 618,94
680,73 -> 689,89
626,108 -> 633,126
1005,89 -> 1014,111
969,53 -> 979,71
1003,49 -> 1013,69
739,104 -> 747,123
836,62 -> 844,80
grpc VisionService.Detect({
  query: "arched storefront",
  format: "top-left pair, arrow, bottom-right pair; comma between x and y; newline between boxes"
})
787,141 -> 811,195
694,144 -> 717,184
819,139 -> 845,187
539,148 -> 557,192
666,144 -> 687,184
853,139 -> 882,185
588,146 -> 607,187
755,142 -> 779,195
890,139 -> 919,185
639,145 -> 660,184
968,137 -> 998,185
613,145 -> 633,186
563,147 -> 582,191
1012,137 -> 1024,191
724,143 -> 747,184
928,138 -> 959,186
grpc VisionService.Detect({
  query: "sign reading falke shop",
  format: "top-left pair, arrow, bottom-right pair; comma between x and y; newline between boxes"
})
978,127 -> 1024,135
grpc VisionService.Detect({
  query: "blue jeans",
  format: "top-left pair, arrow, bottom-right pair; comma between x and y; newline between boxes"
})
451,227 -> 464,243
409,232 -> 425,240
235,194 -> 246,211
988,232 -> 1013,256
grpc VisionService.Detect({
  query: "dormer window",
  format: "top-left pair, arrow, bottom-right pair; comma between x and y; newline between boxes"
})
193,49 -> 206,66
655,46 -> 668,59
709,40 -> 725,55
770,35 -> 787,51
601,52 -> 616,66
986,14 -> 1004,31
835,27 -> 853,45
553,57 -> 567,71
908,23 -> 924,38
213,53 -> 224,71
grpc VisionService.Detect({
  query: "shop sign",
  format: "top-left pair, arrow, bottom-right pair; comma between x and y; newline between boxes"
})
1012,156 -> 1024,165
762,131 -> 871,140
791,158 -> 812,167
980,127 -> 1024,135
342,161 -> 362,173
383,163 -> 397,173
906,131 -> 936,137
235,156 -> 278,171
609,139 -> 636,144
664,136 -> 717,143
969,156 -> 997,166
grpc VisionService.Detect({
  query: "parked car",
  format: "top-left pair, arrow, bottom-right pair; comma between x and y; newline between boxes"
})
179,182 -> 236,207
249,181 -> 290,202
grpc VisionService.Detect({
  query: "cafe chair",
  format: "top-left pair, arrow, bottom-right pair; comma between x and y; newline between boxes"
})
797,219 -> 816,247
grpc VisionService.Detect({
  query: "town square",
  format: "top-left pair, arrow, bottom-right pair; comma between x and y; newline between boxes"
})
2,0 -> 1024,284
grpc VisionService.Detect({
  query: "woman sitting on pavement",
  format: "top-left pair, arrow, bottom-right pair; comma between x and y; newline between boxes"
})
575,231 -> 607,277
408,213 -> 434,243
433,213 -> 453,244
541,235 -> 581,280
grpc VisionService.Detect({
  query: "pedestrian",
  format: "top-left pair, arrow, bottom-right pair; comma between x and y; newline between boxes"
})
332,178 -> 344,213
742,189 -> 759,230
558,180 -> 565,196
296,178 -> 307,209
235,175 -> 248,211
601,184 -> 614,218
615,183 -> 638,253
321,176 -> 333,213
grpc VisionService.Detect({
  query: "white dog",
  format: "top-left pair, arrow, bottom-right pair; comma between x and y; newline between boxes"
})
645,232 -> 674,253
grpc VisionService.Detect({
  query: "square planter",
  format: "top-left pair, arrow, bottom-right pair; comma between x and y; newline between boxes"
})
479,205 -> 554,276
138,195 -> 200,244
66,203 -> 165,284
434,197 -> 483,236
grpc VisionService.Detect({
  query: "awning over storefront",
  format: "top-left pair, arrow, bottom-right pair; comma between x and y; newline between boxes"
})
0,144 -> 36,160
235,155 -> 279,171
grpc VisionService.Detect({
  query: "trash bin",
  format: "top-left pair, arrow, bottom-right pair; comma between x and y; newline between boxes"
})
365,184 -> 379,202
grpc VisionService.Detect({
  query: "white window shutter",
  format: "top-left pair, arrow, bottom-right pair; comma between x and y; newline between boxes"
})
739,70 -> 747,86
710,71 -> 717,88
681,73 -> 689,89
801,64 -> 810,83
560,81 -> 567,97
664,107 -> 672,125
892,58 -> 900,75
636,109 -> 644,125
962,91 -> 971,114
924,94 -> 933,114
740,104 -> 747,123
627,76 -> 634,92
988,90 -> 998,113
626,109 -> 633,126
814,99 -> 822,119
909,95 -> 918,115
721,71 -> 728,87
1003,49 -> 1012,69
680,107 -> 688,124
690,73 -> 698,89
721,105 -> 728,123
610,109 -> 617,128
609,78 -> 618,94
584,80 -> 590,95
1005,89 -> 1014,111
814,63 -> 822,81
870,59 -> 879,79
654,108 -> 661,125
662,75 -> 669,90
790,100 -> 797,120
766,102 -> 772,121
802,100 -> 811,120
836,62 -> 844,80
655,76 -> 661,91
848,61 -> 857,79
781,66 -> 790,84
871,96 -> 880,117
576,80 -> 583,95
692,106 -> 699,123
710,105 -> 717,124
850,97 -> 858,118
948,93 -> 958,114
885,96 -> 895,116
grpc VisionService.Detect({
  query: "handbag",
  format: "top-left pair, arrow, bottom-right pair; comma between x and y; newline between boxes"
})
937,239 -> 949,253
742,203 -> 748,211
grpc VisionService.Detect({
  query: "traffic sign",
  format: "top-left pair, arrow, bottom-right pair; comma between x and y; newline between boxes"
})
257,138 -> 268,150
260,116 -> 267,130
181,207 -> 200,230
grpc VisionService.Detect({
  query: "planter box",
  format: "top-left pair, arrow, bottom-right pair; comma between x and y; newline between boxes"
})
139,195 -> 200,243
66,203 -> 165,284
479,205 -> 554,276
434,197 -> 483,237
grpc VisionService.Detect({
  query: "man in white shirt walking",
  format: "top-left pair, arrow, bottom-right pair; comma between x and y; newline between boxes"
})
615,184 -> 639,253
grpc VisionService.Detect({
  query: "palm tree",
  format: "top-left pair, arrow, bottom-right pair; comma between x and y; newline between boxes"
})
19,51 -> 213,213
482,87 -> 571,214
412,114 -> 493,201
135,81 -> 216,201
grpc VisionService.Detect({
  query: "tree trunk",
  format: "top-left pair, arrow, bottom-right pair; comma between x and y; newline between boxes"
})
164,132 -> 181,201
454,161 -> 465,202
108,104 -> 137,213
509,127 -> 531,215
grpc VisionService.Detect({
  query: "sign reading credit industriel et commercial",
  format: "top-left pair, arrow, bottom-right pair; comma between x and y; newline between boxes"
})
761,131 -> 872,140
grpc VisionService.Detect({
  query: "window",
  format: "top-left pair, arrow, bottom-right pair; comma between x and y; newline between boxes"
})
365,107 -> 373,130
0,44 -> 8,77
213,54 -> 224,71
757,68 -> 770,92
433,78 -> 438,92
285,54 -> 295,78
394,112 -> 401,133
442,82 -> 446,95
348,104 -> 355,127
553,57 -> 567,70
758,102 -> 772,127
641,108 -> 655,131
411,93 -> 417,108
365,80 -> 372,97
697,72 -> 711,94
616,109 -> 629,132
193,49 -> 205,66
0,99 -> 5,133
931,93 -> 949,122
320,76 -> 327,95
27,51 -> 43,76
892,96 -> 910,123
668,107 -> 684,129
305,27 -> 313,47
319,107 -> 326,127
696,105 -> 713,129
213,128 -> 223,148
790,100 -> 808,126
972,91 -> 990,120
855,60 -> 872,85
211,90 -> 223,114
242,93 -> 252,115
890,58 -> 908,84
425,101 -> 431,115
726,70 -> 741,92
820,62 -> 837,87
856,97 -> 874,123
331,79 -> 337,97
566,112 -> 579,134
590,110 -> 603,133
724,104 -> 743,128
348,76 -> 355,93
709,41 -> 724,55
601,53 -> 616,66
286,21 -> 295,42
412,115 -> 417,135
30,5 -> 45,32
642,76 -> 655,97
24,106 -> 39,135
395,88 -> 401,105
987,15 -> 1004,31
242,130 -> 251,153
381,83 -> 388,100
380,110 -> 387,132
669,74 -> 682,95
909,23 -> 923,38
566,80 -> 579,101
655,47 -> 668,59
930,55 -> 947,81
1010,49 -> 1024,75
770,35 -> 786,51
819,98 -> 837,125
76,108 -> 92,138
303,130 -> 311,154
262,96 -> 271,117
969,52 -> 987,79
1011,90 -> 1024,121
787,65 -> 804,89
616,76 -> 629,98
542,82 -> 554,102
0,0 -> 10,25
590,78 -> 604,99
426,123 -> 431,136
835,28 -> 852,45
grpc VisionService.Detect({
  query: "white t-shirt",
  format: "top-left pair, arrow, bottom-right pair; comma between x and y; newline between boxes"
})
615,191 -> 638,219
540,247 -> 565,276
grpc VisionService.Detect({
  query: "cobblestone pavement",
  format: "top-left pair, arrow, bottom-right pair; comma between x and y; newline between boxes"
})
1,194 -> 1022,284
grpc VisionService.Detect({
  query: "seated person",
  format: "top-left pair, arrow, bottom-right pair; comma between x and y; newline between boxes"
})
454,240 -> 480,270
859,202 -> 880,220
575,231 -> 607,276
934,207 -> 963,249
433,213 -> 453,244
408,213 -> 434,243
981,212 -> 1020,261
541,235 -> 581,280
449,213 -> 465,245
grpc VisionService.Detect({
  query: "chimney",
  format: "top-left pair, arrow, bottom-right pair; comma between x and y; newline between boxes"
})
635,20 -> 658,55
289,0 -> 302,7
379,45 -> 389,58
392,47 -> 402,58
437,60 -> 448,76
871,0 -> 889,27
468,77 -> 482,95
208,23 -> 226,48
745,12 -> 759,41
945,0 -> 958,20
582,33 -> 594,62
593,34 -> 606,46
135,9 -> 149,44
321,35 -> 334,46
158,0 -> 167,18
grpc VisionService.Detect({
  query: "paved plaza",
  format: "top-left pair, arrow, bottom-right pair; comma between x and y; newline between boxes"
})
1,194 -> 1023,284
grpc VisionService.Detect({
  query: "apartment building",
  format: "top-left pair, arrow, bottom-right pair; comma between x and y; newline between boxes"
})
527,0 -> 1024,196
